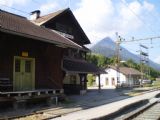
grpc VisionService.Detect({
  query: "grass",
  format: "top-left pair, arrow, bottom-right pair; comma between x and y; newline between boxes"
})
126,91 -> 145,96
61,98 -> 76,105
152,81 -> 160,89
125,81 -> 160,97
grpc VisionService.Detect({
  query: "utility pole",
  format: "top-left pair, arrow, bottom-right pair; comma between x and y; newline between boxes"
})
115,32 -> 121,88
114,34 -> 155,87
139,44 -> 149,84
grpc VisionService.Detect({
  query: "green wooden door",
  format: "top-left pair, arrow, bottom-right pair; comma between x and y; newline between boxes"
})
14,57 -> 35,91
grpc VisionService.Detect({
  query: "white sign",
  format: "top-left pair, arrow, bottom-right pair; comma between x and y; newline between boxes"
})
55,30 -> 74,39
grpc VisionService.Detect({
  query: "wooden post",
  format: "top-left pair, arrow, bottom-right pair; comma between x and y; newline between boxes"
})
79,74 -> 83,90
13,100 -> 26,110
98,74 -> 101,92
47,96 -> 58,106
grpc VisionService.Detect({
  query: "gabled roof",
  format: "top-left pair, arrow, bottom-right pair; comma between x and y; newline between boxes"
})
63,57 -> 106,74
108,66 -> 141,76
0,10 -> 81,49
33,8 -> 90,44
33,8 -> 68,25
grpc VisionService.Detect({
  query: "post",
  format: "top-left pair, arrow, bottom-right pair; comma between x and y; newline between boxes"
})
79,74 -> 83,90
139,44 -> 149,86
98,74 -> 101,92
115,32 -> 121,88
47,96 -> 58,106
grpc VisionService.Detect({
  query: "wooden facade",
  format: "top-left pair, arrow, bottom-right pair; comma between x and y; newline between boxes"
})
44,14 -> 89,45
33,8 -> 104,95
0,8 -> 103,99
0,32 -> 64,92
35,8 -> 90,45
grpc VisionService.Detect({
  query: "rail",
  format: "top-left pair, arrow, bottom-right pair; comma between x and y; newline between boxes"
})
124,99 -> 160,120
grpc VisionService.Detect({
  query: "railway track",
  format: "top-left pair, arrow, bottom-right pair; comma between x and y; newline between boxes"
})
0,105 -> 82,120
1,91 -> 160,120
125,99 -> 160,120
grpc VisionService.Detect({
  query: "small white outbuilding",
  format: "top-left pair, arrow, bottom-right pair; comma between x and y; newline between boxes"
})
96,66 -> 141,88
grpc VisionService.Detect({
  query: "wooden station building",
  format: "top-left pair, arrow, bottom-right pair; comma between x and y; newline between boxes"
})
33,8 -> 105,94
0,8 -> 104,105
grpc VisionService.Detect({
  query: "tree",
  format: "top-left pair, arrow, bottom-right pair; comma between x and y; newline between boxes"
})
87,74 -> 96,86
87,53 -> 160,80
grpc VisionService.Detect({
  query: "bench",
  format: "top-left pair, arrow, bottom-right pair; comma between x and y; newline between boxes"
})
0,78 -> 12,91
0,78 -> 12,86
0,89 -> 64,109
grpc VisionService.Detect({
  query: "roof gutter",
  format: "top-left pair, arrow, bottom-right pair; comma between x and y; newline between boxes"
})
0,27 -> 82,49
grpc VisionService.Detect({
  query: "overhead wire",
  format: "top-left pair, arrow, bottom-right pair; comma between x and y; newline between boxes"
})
0,3 -> 30,16
117,0 -> 160,54
32,0 -> 41,5
137,0 -> 160,26
0,0 -> 44,17
120,36 -> 160,43
120,0 -> 158,36
0,1 -> 47,21
0,0 -> 159,51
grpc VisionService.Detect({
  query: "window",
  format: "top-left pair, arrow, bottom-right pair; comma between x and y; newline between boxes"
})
105,78 -> 109,85
70,75 -> 76,84
56,23 -> 67,33
15,59 -> 20,72
112,77 -> 115,86
25,60 -> 31,73
56,23 -> 72,34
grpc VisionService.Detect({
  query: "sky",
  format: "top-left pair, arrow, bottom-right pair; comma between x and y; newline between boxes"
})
0,0 -> 160,64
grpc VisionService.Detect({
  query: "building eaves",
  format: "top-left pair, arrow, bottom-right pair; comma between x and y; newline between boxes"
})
0,10 -> 81,49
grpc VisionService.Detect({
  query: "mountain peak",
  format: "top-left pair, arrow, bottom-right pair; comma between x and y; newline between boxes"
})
91,37 -> 160,71
95,37 -> 115,46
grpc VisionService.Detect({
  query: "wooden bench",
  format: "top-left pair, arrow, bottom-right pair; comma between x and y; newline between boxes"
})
0,78 -> 12,91
0,89 -> 64,109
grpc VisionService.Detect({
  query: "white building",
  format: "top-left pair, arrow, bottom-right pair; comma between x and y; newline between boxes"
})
96,66 -> 141,88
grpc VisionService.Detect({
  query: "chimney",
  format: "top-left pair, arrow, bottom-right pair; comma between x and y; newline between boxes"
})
30,10 -> 41,20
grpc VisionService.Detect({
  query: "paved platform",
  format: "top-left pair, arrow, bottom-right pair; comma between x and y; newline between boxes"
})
67,88 -> 129,108
0,88 -> 129,119
53,90 -> 160,120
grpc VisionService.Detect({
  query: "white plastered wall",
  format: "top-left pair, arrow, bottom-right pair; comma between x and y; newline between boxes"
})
96,68 -> 127,88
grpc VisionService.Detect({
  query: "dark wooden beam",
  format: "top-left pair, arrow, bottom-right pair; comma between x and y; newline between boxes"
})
98,74 -> 101,92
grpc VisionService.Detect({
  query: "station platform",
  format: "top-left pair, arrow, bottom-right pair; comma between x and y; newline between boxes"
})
53,90 -> 160,120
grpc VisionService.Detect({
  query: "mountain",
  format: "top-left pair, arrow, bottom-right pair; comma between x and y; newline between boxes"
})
91,37 -> 160,71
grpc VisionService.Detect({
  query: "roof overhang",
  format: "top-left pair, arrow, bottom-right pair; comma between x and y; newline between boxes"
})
0,27 -> 81,49
63,58 -> 106,74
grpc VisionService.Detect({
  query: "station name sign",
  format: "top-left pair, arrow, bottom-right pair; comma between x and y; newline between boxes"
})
54,30 -> 74,39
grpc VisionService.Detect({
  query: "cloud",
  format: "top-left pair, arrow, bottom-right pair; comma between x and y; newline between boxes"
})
39,1 -> 60,15
143,1 -> 154,12
0,0 -> 12,7
154,56 -> 160,64
74,0 -> 114,43
13,0 -> 30,6
73,0 -> 155,44
0,0 -> 30,7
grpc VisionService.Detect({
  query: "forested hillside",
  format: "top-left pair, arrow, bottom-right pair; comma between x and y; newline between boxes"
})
87,53 -> 160,80
91,37 -> 160,71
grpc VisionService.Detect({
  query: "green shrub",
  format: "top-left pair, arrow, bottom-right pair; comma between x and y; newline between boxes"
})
87,74 -> 96,86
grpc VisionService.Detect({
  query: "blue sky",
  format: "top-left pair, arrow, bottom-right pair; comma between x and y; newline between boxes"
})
0,0 -> 160,64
